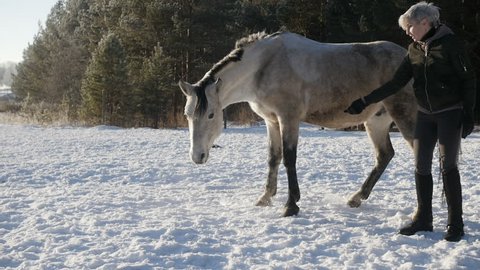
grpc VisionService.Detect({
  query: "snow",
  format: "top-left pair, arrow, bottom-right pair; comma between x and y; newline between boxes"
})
1,123 -> 479,269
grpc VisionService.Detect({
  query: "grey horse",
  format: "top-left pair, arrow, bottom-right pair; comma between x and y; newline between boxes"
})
179,31 -> 416,217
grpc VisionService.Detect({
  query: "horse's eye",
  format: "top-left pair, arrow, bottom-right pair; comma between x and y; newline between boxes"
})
208,113 -> 214,119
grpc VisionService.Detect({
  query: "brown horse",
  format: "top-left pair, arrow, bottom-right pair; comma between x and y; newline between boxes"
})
179,31 -> 416,217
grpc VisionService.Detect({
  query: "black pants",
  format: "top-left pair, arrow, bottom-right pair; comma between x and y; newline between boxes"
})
414,109 -> 462,176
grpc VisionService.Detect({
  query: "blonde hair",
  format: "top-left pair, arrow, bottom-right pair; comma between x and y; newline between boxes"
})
398,1 -> 441,30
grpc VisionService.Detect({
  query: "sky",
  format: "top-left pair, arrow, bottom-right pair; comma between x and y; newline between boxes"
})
0,0 -> 59,63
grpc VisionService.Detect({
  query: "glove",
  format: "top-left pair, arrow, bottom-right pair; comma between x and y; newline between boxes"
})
461,111 -> 474,138
345,98 -> 367,115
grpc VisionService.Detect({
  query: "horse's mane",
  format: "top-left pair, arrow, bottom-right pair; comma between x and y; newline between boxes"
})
194,31 -> 283,115
198,31 -> 282,87
235,31 -> 273,48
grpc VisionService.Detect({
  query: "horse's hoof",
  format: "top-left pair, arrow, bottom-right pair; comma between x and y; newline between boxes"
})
256,195 -> 272,206
283,205 -> 300,217
347,191 -> 363,208
347,195 -> 363,208
347,199 -> 361,208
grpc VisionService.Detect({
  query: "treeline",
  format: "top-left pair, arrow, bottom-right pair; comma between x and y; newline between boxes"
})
11,0 -> 480,128
0,62 -> 17,87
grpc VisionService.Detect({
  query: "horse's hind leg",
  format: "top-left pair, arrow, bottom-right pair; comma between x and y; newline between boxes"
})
348,109 -> 395,208
256,121 -> 282,207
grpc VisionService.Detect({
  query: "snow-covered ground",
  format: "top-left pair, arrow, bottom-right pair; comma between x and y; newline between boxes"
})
1,123 -> 479,269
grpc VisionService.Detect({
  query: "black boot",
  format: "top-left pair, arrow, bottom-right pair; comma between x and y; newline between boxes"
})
399,173 -> 433,235
443,167 -> 464,242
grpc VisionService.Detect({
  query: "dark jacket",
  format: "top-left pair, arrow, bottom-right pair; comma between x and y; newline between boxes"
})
364,25 -> 477,116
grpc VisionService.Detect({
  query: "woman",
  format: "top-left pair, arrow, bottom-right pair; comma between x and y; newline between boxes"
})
345,1 -> 476,242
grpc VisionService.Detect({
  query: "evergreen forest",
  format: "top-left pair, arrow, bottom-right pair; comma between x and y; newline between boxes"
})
10,0 -> 480,128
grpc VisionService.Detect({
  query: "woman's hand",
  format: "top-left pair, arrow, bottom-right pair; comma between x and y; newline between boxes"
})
345,98 -> 367,115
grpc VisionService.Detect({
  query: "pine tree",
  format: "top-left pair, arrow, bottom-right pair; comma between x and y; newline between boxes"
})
140,46 -> 175,128
11,32 -> 50,101
276,0 -> 327,39
80,32 -> 130,126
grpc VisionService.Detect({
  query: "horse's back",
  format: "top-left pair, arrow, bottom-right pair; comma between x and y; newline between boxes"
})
268,32 -> 407,99
277,32 -> 406,78
276,32 -> 405,55
247,32 -> 411,128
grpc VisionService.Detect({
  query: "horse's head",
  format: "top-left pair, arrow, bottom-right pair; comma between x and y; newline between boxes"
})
179,78 -> 224,164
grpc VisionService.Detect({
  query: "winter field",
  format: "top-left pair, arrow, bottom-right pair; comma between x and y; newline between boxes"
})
1,123 -> 479,269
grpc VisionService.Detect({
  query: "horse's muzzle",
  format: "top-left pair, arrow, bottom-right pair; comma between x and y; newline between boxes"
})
191,152 -> 208,164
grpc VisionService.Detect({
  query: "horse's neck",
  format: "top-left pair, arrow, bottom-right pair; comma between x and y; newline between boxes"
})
217,65 -> 256,109
217,38 -> 280,108
219,86 -> 251,109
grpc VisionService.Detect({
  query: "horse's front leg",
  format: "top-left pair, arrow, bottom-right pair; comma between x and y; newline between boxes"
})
281,123 -> 300,217
282,139 -> 300,216
256,122 -> 282,207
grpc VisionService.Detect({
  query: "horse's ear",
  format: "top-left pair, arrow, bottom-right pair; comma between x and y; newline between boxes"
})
178,80 -> 194,97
